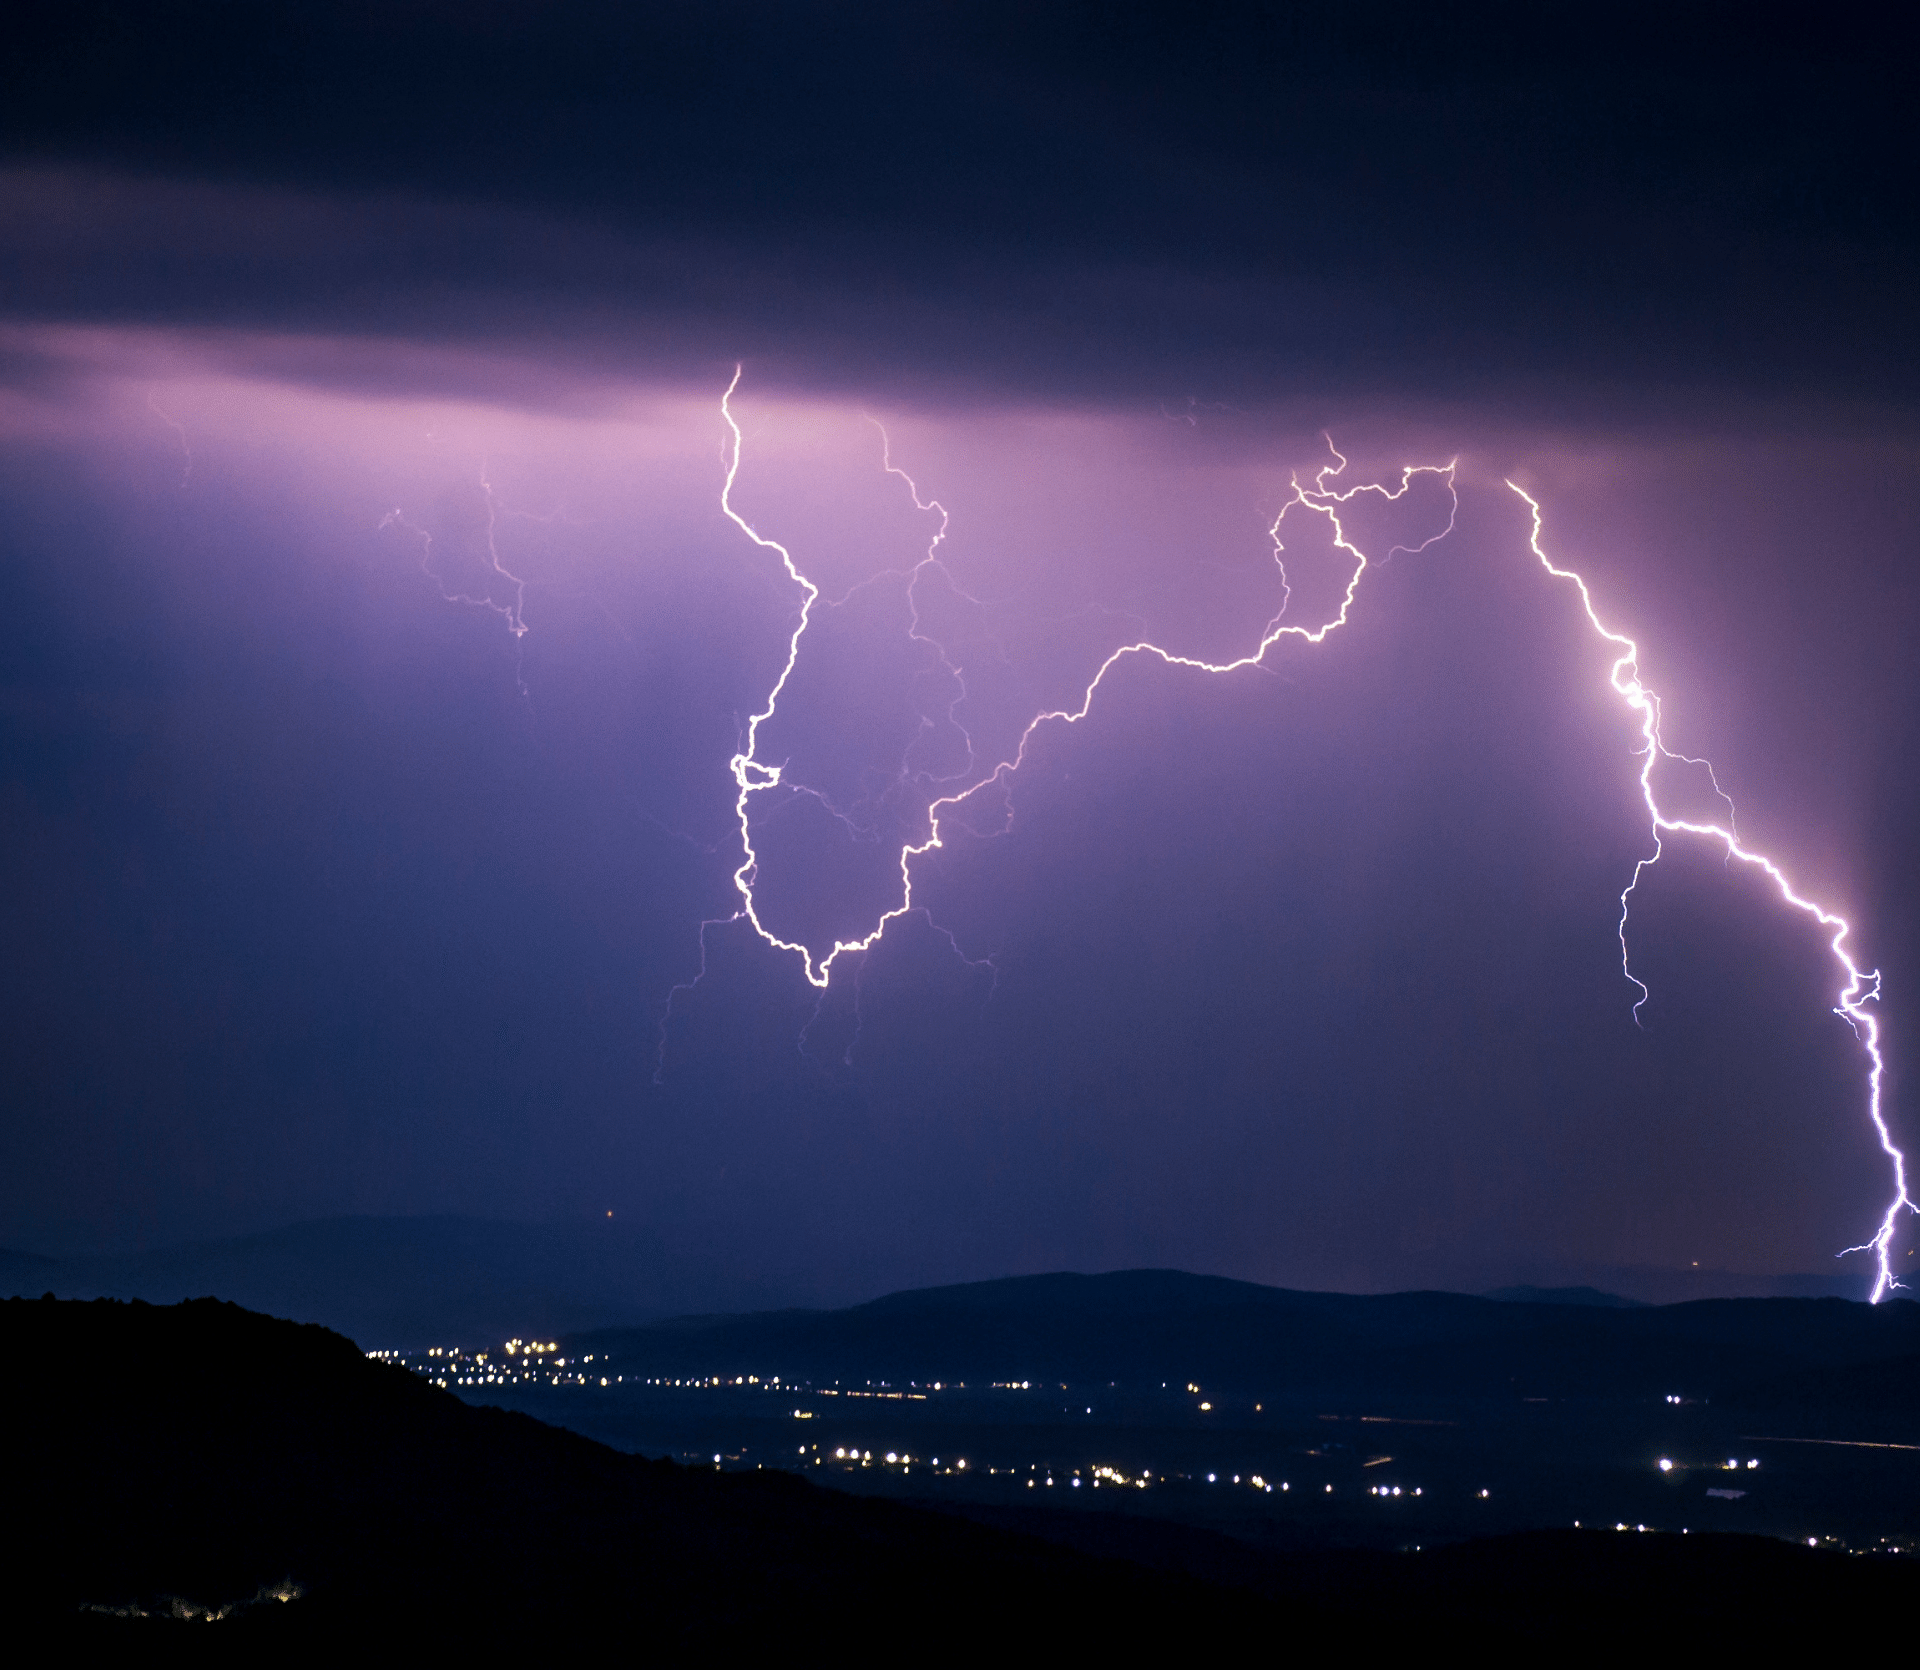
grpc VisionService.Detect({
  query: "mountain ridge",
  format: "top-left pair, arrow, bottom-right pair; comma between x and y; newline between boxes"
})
570,1268 -> 1920,1405
0,1215 -> 798,1345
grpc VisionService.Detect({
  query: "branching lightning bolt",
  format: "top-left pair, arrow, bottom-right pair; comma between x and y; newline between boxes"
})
146,388 -> 192,489
696,364 -> 1455,985
925,442 -> 1460,851
674,370 -> 1907,1300
380,466 -> 528,640
1510,485 -> 1912,1302
380,467 -> 530,696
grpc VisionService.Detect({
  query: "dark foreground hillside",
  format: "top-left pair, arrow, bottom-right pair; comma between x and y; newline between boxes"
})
5,1296 -> 1260,1645
7,1297 -> 1918,1645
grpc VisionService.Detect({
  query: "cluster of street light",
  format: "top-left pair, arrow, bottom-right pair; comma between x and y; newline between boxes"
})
778,1445 -> 1479,1505
368,1344 -> 619,1391
368,1349 -> 1503,1505
362,1349 -> 1901,1553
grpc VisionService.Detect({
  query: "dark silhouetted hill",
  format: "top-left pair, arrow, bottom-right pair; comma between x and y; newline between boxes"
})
930,1501 -> 1919,1641
0,1216 -> 794,1345
7,1295 -> 1266,1644
1483,1284 -> 1645,1308
574,1269 -> 1920,1404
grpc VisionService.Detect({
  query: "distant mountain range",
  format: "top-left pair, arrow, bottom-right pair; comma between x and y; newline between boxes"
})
573,1269 -> 1920,1408
0,1215 -> 1886,1367
1481,1285 -> 1646,1308
0,1216 -> 798,1346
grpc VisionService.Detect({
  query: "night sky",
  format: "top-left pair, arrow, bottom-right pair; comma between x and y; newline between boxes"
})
3,3 -> 1917,1303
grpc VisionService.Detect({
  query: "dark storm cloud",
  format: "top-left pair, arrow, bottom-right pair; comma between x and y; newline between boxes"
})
2,1 -> 1916,411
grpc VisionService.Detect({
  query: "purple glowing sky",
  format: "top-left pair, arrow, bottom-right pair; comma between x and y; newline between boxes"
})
2,318 -> 1913,1303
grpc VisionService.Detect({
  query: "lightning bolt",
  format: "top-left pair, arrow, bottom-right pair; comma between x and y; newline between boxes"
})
677,370 -> 1907,1300
869,418 -> 982,790
145,387 -> 192,489
923,441 -> 1460,850
685,365 -> 1455,988
380,465 -> 530,694
1510,485 -> 1912,1302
